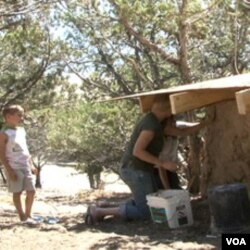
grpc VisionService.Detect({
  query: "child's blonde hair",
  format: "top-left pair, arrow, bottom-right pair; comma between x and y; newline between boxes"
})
2,104 -> 24,118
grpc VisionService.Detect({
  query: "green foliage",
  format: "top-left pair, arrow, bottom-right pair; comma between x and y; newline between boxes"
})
25,108 -> 52,168
59,0 -> 249,96
0,0 -> 249,184
59,0 -> 184,98
47,100 -> 141,172
0,1 -> 73,110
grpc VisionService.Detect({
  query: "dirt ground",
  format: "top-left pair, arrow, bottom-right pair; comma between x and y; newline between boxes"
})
0,166 -> 220,250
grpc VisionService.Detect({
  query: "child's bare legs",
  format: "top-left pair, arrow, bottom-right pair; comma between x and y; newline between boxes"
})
13,192 -> 26,221
25,190 -> 35,218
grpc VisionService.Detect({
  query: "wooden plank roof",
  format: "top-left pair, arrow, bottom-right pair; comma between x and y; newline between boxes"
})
109,73 -> 250,100
105,73 -> 250,114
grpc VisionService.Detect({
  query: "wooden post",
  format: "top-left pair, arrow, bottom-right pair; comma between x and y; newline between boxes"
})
235,88 -> 250,115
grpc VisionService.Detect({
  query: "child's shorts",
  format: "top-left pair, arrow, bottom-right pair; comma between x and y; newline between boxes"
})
5,168 -> 36,193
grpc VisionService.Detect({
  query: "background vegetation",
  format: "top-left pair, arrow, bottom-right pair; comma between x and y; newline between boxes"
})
0,0 -> 249,191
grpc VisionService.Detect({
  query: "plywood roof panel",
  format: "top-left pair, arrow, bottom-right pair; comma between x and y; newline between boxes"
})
103,73 -> 250,114
108,73 -> 250,101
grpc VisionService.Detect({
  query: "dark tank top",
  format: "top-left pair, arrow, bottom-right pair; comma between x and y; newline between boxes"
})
121,112 -> 164,172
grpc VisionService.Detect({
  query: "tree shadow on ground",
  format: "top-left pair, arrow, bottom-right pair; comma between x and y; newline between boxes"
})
66,194 -> 220,250
0,211 -> 26,230
68,218 -> 219,249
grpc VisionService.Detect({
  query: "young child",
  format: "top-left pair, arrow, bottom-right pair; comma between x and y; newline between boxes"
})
0,104 -> 37,223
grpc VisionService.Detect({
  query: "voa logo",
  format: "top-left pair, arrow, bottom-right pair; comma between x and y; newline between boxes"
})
226,238 -> 247,246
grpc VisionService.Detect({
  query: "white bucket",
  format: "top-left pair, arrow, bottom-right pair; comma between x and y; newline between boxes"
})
146,189 -> 193,228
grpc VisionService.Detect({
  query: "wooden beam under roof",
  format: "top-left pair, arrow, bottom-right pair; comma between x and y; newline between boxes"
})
235,89 -> 250,115
139,95 -> 157,113
169,89 -> 237,114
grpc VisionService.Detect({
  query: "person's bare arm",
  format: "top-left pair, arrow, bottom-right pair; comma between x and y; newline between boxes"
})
133,130 -> 176,171
29,157 -> 38,175
0,132 -> 17,181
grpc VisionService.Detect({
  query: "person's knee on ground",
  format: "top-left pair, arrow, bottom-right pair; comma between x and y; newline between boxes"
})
136,203 -> 151,220
121,200 -> 151,221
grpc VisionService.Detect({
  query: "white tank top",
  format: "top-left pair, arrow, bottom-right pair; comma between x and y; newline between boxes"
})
4,127 -> 30,169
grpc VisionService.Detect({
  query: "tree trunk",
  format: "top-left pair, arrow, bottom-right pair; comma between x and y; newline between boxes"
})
178,0 -> 201,194
187,135 -> 202,193
202,100 -> 250,196
35,167 -> 42,188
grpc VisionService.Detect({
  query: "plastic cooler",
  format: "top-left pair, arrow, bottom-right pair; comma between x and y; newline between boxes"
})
146,189 -> 193,228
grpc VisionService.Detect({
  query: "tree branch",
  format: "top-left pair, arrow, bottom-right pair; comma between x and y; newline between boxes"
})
108,0 -> 180,66
185,0 -> 223,25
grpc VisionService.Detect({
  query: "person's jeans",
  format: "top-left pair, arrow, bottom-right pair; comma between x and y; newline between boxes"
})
119,166 -> 159,220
